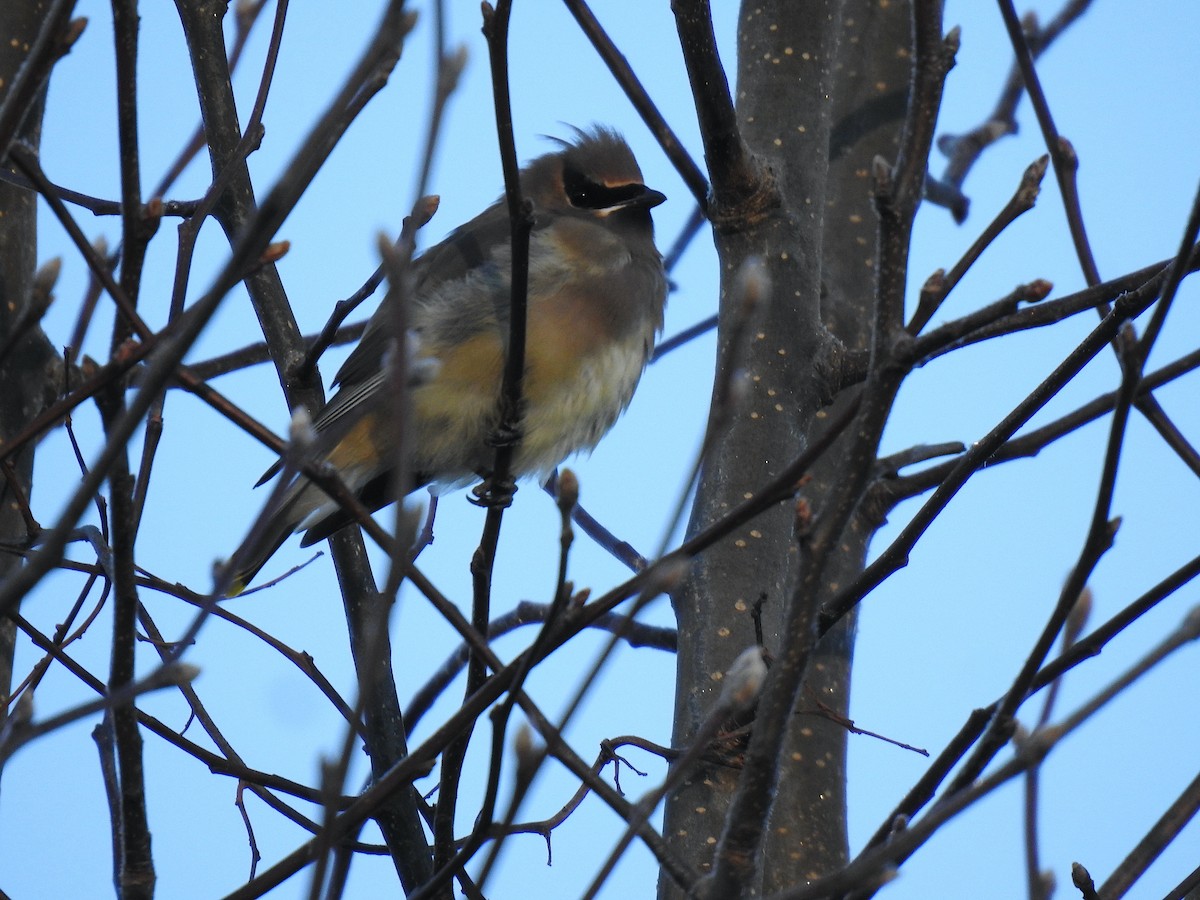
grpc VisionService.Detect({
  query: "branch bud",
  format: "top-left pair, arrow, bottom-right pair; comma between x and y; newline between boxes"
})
556,468 -> 579,513
719,646 -> 767,713
288,406 -> 316,450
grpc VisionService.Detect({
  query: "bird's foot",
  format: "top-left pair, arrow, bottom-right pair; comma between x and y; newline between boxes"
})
470,474 -> 517,510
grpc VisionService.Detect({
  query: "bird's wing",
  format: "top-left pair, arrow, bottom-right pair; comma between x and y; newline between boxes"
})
331,201 -> 514,391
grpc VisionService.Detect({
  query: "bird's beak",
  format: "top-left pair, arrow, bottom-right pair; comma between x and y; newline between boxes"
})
629,186 -> 667,209
596,185 -> 666,216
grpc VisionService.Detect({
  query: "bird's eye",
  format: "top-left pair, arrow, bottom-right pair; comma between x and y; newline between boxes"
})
562,165 -> 646,210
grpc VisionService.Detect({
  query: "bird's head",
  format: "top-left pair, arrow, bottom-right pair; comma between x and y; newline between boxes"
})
524,126 -> 666,227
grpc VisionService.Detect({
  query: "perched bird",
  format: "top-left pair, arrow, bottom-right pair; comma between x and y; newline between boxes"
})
228,127 -> 667,591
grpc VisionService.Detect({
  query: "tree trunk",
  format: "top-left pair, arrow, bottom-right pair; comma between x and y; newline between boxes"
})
663,1 -> 915,894
0,0 -> 67,794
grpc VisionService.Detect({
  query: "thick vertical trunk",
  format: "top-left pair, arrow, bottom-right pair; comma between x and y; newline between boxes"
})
662,1 -> 914,894
0,0 -> 67,793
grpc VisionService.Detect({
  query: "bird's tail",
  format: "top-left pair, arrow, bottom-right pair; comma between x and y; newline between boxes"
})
222,477 -> 328,596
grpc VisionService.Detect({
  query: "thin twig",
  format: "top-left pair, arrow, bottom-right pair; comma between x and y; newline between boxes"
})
937,0 -> 1095,198
907,155 -> 1047,335
997,0 -> 1100,287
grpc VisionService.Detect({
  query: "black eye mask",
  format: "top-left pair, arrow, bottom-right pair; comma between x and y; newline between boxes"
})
562,164 -> 647,211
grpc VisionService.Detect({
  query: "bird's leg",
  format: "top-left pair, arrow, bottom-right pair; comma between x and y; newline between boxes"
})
486,416 -> 523,450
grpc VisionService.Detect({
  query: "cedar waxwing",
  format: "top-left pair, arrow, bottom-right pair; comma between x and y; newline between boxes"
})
227,127 -> 667,591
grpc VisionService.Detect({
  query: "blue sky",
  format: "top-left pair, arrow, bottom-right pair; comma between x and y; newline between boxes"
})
5,1 -> 1199,898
